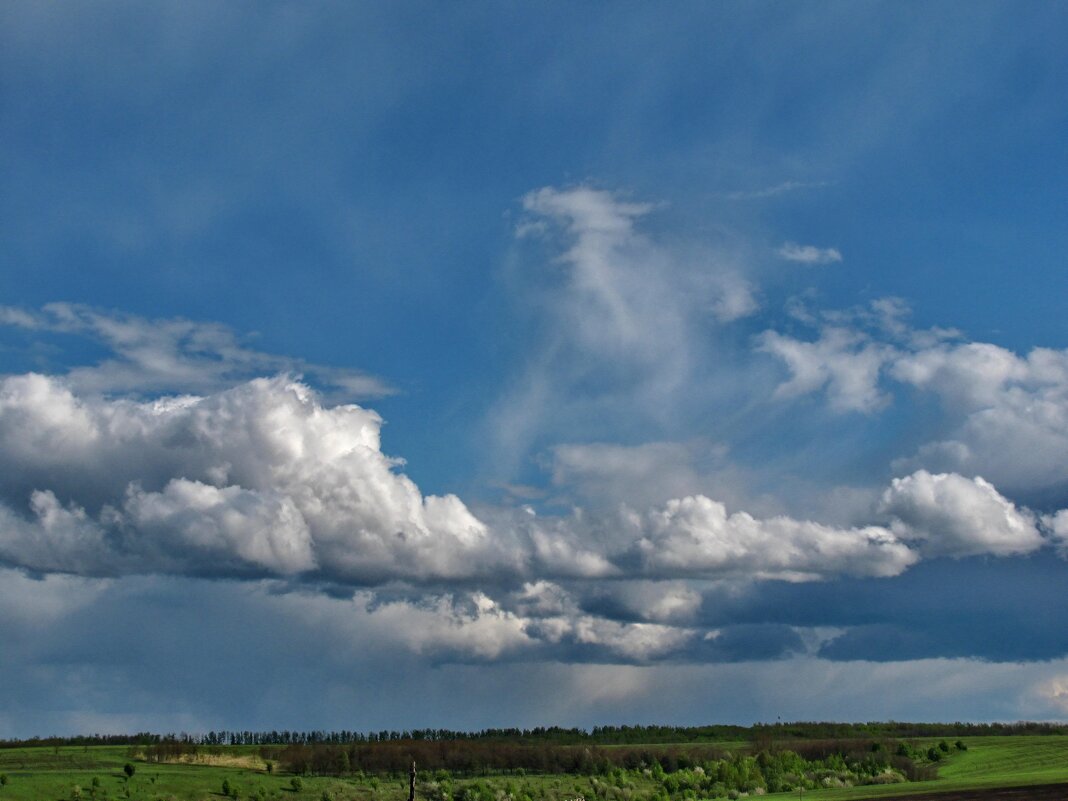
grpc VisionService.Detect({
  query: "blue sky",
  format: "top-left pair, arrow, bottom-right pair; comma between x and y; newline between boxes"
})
2,2 -> 1068,736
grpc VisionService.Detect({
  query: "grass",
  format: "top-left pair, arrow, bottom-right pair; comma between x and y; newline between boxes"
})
781,736 -> 1068,800
2,736 -> 1068,801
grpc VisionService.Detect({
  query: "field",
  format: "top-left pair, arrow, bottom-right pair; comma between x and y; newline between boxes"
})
1,735 -> 1067,801
786,737 -> 1068,801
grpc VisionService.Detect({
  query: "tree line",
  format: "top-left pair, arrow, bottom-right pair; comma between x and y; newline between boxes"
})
3,720 -> 1064,750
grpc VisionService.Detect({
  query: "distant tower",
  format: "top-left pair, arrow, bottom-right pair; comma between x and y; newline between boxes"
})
409,761 -> 416,801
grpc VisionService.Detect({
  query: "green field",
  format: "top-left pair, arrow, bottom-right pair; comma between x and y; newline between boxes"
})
790,736 -> 1068,800
2,736 -> 1067,801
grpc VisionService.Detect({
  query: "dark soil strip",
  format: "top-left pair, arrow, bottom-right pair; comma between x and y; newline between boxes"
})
863,784 -> 1068,801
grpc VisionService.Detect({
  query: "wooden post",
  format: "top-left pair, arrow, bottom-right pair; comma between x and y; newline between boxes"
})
409,761 -> 416,801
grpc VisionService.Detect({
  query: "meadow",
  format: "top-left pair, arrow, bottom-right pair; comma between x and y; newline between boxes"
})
1,733 -> 1066,801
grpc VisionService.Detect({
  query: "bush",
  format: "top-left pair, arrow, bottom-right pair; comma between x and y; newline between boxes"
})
291,777 -> 303,792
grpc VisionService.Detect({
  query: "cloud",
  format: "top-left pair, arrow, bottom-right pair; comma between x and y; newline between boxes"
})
759,305 -> 1068,503
880,470 -> 1044,558
717,181 -> 832,200
0,373 -> 515,584
777,242 -> 843,264
488,185 -> 758,474
0,302 -> 392,398
1041,510 -> 1068,557
548,440 -> 724,509
890,343 -> 1068,497
635,495 -> 917,580
3,368 -> 1058,603
5,565 -> 1066,734
757,327 -> 892,412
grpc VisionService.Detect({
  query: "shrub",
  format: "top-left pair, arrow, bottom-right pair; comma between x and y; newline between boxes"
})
291,777 -> 303,792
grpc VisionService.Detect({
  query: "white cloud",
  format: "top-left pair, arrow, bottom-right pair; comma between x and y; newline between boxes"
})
1041,509 -> 1068,557
353,591 -> 535,661
0,374 -> 515,583
0,302 -> 392,398
565,616 -> 695,660
760,306 -> 1068,500
880,470 -> 1044,558
718,180 -> 831,200
890,344 -> 1068,494
636,495 -> 917,580
758,327 -> 893,412
122,479 -> 317,575
4,370 -> 1054,597
777,242 -> 843,264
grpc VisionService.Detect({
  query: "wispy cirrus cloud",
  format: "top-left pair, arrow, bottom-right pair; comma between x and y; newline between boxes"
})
717,180 -> 832,200
777,242 -> 843,264
0,302 -> 392,399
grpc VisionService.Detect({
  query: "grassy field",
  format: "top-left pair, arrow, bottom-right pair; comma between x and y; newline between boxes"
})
2,736 -> 1068,801
789,736 -> 1068,801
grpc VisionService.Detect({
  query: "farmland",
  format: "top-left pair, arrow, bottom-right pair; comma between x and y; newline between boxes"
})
1,730 -> 1067,801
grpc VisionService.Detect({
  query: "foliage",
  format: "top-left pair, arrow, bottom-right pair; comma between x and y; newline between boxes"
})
3,721 -> 1067,750
0,733 -> 1066,801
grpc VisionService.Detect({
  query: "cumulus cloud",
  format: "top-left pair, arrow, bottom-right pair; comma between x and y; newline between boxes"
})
761,303 -> 1068,502
4,368 -> 1057,602
0,373 -> 514,583
0,302 -> 392,398
777,242 -> 843,264
1041,510 -> 1068,557
880,470 -> 1044,558
635,495 -> 917,580
891,343 -> 1068,495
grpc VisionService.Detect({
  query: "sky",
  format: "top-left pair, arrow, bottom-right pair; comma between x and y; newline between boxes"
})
1,2 -> 1068,737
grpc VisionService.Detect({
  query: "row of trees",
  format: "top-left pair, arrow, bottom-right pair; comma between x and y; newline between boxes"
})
266,738 -> 941,782
4,720 -> 1062,750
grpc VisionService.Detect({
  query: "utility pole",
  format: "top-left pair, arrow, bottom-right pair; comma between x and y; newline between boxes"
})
409,761 -> 417,801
